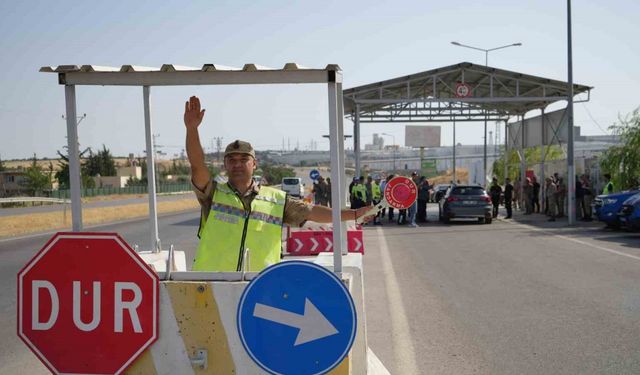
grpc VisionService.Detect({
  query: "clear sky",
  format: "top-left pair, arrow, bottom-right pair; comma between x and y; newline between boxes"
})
1,0 -> 638,160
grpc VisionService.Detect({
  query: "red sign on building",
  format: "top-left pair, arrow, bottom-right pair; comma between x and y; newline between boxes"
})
17,232 -> 159,375
455,82 -> 472,98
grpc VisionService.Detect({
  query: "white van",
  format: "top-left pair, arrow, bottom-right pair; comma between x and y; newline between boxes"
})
281,177 -> 305,198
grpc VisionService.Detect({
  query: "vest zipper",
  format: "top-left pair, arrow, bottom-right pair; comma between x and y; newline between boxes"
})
236,201 -> 252,272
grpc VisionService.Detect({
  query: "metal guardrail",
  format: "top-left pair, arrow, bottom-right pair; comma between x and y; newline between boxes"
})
0,197 -> 71,204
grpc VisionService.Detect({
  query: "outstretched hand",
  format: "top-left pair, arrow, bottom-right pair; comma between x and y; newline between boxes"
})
355,206 -> 375,223
184,96 -> 205,130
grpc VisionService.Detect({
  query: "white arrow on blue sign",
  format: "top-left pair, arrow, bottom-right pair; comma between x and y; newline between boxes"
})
237,261 -> 357,375
309,169 -> 320,181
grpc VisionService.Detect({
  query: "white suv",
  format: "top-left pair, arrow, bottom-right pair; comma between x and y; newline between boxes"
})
281,177 -> 305,198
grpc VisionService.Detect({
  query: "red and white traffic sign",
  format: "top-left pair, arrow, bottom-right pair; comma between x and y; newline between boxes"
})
17,232 -> 159,375
287,228 -> 364,255
357,176 -> 418,224
455,82 -> 471,98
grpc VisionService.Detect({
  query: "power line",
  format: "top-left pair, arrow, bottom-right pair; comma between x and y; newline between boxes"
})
580,102 -> 609,134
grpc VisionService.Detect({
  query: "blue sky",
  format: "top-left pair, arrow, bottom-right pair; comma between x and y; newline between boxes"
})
1,0 -> 638,160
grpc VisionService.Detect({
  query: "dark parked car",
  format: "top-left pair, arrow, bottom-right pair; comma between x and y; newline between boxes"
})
432,184 -> 450,203
617,192 -> 640,231
593,190 -> 639,229
439,185 -> 493,224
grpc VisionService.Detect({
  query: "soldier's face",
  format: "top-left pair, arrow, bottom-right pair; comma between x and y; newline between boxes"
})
224,154 -> 256,182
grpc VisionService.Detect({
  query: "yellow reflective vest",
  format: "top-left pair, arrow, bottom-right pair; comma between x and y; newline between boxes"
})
193,183 -> 286,272
372,182 -> 381,200
351,183 -> 367,201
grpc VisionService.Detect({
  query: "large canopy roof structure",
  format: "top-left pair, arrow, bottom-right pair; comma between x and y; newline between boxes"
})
342,62 -> 593,227
343,62 -> 591,122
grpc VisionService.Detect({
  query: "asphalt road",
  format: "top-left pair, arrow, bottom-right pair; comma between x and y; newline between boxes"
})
1,206 -> 639,374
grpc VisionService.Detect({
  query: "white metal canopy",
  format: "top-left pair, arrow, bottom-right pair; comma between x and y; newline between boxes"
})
40,63 -> 349,273
342,61 -> 592,210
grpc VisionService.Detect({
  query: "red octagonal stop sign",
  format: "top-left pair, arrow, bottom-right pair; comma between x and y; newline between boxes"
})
17,232 -> 159,375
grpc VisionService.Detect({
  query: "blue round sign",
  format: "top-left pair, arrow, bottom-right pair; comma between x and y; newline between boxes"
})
237,261 -> 357,375
309,169 -> 321,181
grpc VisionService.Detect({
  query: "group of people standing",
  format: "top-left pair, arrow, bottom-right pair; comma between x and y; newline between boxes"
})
311,176 -> 332,207
491,172 -> 614,221
348,172 -> 430,227
349,175 -> 383,225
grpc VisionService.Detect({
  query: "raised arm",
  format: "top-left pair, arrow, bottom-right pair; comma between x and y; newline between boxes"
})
184,96 -> 210,190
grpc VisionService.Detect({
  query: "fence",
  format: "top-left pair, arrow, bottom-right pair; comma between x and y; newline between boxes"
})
49,183 -> 192,199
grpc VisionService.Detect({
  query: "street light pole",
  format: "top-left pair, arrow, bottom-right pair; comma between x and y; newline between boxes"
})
450,41 -> 522,67
381,133 -> 396,171
451,41 -> 522,187
567,0 -> 576,225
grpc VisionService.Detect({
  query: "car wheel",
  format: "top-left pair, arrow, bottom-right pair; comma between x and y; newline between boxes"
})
485,217 -> 492,224
478,218 -> 485,224
605,222 -> 621,230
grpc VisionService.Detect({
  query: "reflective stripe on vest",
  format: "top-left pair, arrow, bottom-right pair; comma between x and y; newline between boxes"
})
193,184 -> 285,272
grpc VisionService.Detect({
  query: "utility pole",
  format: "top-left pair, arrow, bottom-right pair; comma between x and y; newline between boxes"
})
567,0 -> 576,225
214,137 -> 223,162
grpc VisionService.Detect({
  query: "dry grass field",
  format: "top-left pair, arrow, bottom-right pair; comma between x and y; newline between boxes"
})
0,198 -> 199,238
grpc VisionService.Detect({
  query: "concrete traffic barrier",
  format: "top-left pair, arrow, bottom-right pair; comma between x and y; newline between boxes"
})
126,254 -> 389,374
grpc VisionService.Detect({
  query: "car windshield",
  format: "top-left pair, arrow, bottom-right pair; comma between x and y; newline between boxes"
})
451,187 -> 485,196
283,178 -> 300,185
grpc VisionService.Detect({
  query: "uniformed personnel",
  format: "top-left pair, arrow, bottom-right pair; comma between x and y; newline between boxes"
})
184,96 -> 372,272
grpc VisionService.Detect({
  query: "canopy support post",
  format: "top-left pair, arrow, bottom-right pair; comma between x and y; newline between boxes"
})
143,86 -> 160,253
328,80 -> 344,273
64,85 -> 83,231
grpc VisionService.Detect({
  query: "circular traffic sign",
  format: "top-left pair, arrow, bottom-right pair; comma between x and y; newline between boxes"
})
455,82 -> 471,98
237,261 -> 356,375
17,232 -> 159,375
384,176 -> 418,209
309,169 -> 321,181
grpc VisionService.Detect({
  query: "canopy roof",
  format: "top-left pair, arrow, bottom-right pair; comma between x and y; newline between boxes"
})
39,63 -> 342,86
343,62 -> 591,122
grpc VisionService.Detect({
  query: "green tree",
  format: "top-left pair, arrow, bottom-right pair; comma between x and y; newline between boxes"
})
98,145 -> 117,176
493,145 -> 564,182
22,154 -> 50,196
166,160 -> 191,176
55,147 -> 93,189
600,107 -> 640,190
261,163 -> 296,185
84,145 -> 117,177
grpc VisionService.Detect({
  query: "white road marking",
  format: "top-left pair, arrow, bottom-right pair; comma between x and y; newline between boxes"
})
506,220 -> 640,262
375,227 -> 420,375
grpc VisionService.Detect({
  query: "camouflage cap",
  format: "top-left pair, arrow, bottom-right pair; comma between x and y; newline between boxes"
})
224,140 -> 255,158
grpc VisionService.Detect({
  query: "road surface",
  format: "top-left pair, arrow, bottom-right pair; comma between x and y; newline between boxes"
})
1,206 -> 639,374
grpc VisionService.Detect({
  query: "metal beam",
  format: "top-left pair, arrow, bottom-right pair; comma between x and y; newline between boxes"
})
60,70 -> 341,86
353,96 -> 567,104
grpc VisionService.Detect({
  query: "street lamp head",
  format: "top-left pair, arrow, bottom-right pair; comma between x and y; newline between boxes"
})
513,43 -> 522,46
451,41 -> 461,46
